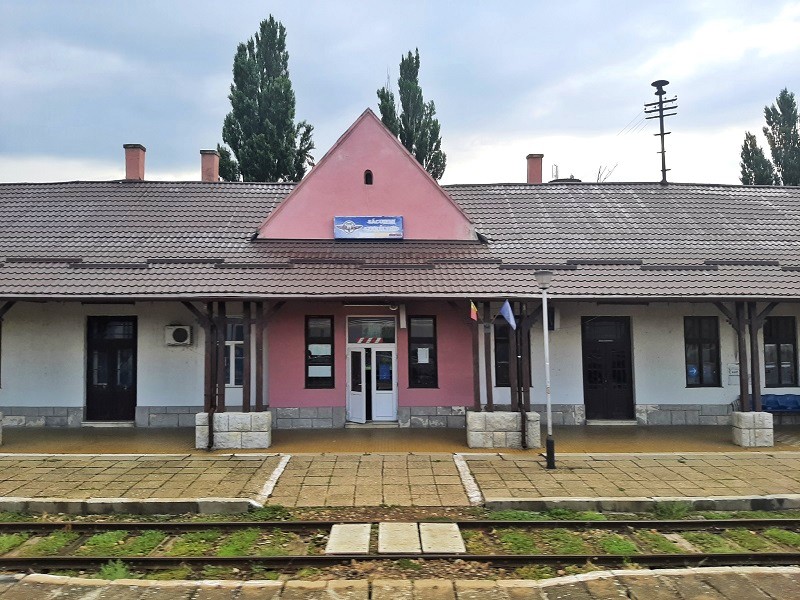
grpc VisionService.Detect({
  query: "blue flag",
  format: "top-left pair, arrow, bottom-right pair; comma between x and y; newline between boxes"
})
499,300 -> 517,330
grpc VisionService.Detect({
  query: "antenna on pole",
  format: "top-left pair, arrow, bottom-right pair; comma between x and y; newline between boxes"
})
644,80 -> 677,184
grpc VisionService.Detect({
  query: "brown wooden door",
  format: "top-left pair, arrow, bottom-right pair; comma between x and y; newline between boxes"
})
581,317 -> 633,420
86,316 -> 137,421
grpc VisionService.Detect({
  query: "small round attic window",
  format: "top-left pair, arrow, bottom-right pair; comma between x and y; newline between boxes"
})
364,170 -> 373,185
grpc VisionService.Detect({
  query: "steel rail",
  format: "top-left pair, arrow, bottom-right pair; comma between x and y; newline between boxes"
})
1,552 -> 800,571
0,518 -> 798,533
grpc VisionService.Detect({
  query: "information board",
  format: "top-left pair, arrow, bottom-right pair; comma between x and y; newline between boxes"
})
333,216 -> 404,239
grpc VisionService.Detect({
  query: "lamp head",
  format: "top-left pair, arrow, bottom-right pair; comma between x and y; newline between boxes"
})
534,270 -> 553,289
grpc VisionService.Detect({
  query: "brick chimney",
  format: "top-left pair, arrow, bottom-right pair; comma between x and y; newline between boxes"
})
526,153 -> 543,184
123,144 -> 146,180
200,149 -> 220,182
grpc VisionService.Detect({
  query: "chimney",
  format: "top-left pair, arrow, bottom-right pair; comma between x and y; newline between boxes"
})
123,144 -> 146,180
526,153 -> 543,184
200,149 -> 220,182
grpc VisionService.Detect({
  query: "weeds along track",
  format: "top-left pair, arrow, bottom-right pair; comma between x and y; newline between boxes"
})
1,519 -> 800,574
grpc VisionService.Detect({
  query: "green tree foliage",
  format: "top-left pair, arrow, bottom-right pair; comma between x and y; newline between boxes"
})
377,49 -> 446,180
740,133 -> 776,185
220,16 -> 314,182
740,88 -> 799,186
763,89 -> 800,186
217,144 -> 241,183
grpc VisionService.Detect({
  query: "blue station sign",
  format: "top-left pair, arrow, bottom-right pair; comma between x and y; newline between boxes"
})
333,216 -> 404,239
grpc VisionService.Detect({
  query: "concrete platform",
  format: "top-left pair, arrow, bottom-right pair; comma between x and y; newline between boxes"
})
0,453 -> 282,512
2,568 -> 798,598
2,425 -> 800,454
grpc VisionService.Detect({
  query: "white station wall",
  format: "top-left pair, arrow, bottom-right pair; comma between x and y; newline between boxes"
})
485,301 -> 800,407
0,302 -> 204,409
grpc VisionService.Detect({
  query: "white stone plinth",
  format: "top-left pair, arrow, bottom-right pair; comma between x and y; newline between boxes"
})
195,411 -> 272,449
466,410 -> 541,449
731,411 -> 773,447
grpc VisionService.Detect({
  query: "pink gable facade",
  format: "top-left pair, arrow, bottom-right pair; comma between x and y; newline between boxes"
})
258,109 -> 474,240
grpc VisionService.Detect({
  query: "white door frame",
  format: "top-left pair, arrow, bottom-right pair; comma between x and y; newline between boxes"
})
346,346 -> 367,424
345,316 -> 398,422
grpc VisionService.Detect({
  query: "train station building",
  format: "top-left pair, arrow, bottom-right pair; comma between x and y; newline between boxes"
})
1,109 -> 799,446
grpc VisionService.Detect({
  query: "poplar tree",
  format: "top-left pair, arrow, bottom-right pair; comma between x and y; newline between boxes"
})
740,133 -> 776,185
377,49 -> 446,180
219,16 -> 314,182
740,88 -> 800,186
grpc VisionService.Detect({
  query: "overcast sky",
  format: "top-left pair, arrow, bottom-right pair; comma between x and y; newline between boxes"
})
1,0 -> 798,185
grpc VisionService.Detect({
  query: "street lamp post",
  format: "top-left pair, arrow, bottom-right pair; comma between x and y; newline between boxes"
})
535,270 -> 556,469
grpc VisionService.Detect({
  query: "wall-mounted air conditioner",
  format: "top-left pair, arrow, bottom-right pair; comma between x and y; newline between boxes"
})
165,325 -> 192,346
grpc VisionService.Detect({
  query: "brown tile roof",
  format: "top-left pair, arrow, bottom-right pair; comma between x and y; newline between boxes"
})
1,180 -> 800,299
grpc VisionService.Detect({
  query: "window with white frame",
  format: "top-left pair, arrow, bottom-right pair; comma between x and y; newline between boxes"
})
224,320 -> 244,386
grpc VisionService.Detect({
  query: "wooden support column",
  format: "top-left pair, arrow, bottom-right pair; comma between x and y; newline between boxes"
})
748,302 -> 762,412
255,301 -> 265,411
520,303 -> 532,411
509,304 -> 519,411
242,301 -> 252,412
735,301 -> 751,412
746,301 -> 778,413
0,301 -> 16,387
471,307 -> 482,411
483,302 -> 494,411
204,303 -> 216,413
216,301 -> 227,413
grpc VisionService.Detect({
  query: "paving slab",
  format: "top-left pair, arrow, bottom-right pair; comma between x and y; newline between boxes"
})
325,523 -> 371,554
617,574 -> 680,600
696,573 -> 773,599
419,522 -> 466,554
326,580 -> 370,599
267,454 -> 469,507
378,522 -> 421,554
456,580 -> 512,600
372,579 -> 414,600
413,580 -> 455,600
467,452 -> 800,506
0,570 -> 799,599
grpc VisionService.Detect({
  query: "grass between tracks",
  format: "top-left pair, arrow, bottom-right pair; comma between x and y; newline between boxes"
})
3,505 -> 800,582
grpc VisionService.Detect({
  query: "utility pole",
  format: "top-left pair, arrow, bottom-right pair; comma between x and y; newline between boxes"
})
644,80 -> 678,184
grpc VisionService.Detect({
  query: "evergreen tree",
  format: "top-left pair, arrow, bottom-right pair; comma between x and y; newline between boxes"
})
220,16 -> 314,182
217,144 -> 241,182
763,89 -> 800,186
377,49 -> 446,180
739,88 -> 799,186
740,133 -> 776,185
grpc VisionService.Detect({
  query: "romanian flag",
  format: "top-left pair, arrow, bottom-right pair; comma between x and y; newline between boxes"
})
470,301 -> 479,321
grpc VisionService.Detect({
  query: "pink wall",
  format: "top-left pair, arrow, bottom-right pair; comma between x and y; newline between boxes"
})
258,110 -> 474,240
267,300 -> 474,409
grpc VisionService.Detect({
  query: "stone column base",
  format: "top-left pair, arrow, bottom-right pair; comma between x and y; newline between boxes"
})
195,412 -> 272,449
0,412 -> 3,446
525,412 -> 541,448
732,411 -> 773,447
466,411 -> 540,449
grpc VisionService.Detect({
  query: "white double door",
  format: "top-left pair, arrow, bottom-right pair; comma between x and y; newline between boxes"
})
346,344 -> 397,423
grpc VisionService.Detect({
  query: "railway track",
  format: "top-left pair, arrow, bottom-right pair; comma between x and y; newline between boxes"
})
1,518 -> 799,574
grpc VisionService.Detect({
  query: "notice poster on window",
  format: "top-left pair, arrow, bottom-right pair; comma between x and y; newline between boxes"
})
417,347 -> 430,364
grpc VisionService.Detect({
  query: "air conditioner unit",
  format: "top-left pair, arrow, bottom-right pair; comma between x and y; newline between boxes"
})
165,325 -> 192,346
